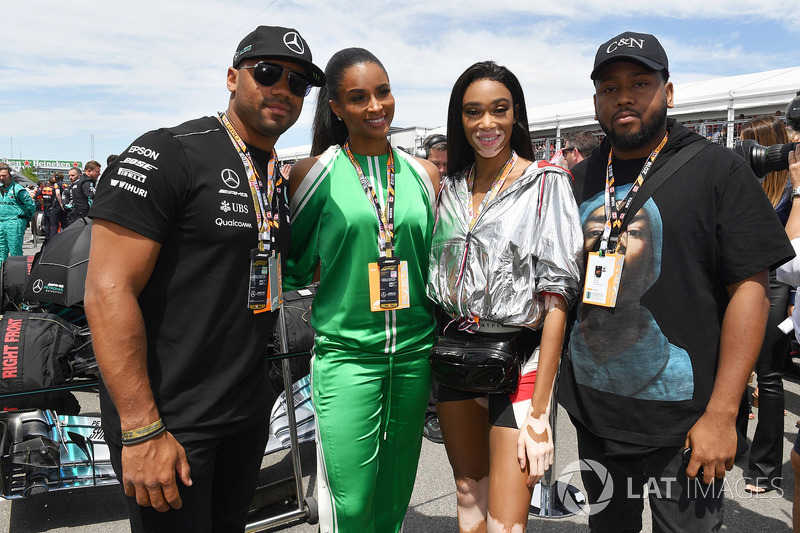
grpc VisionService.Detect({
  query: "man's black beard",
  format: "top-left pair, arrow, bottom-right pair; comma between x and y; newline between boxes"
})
599,100 -> 668,151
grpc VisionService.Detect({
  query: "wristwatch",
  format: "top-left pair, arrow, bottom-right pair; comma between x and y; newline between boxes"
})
793,186 -> 800,199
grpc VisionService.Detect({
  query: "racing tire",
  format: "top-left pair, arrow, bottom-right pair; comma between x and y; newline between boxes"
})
31,211 -> 46,237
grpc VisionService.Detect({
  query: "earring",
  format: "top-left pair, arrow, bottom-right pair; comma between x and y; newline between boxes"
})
337,116 -> 342,122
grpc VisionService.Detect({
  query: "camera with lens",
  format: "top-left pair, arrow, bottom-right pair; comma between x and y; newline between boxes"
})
0,410 -> 60,497
734,139 -> 799,180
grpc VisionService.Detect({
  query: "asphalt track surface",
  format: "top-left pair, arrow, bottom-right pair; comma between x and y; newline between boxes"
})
0,227 -> 796,532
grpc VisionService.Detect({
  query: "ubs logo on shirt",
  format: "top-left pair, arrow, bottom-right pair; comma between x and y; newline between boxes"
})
220,200 -> 248,214
220,168 -> 240,189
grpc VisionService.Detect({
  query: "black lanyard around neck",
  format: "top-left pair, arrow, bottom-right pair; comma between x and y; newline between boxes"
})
218,112 -> 279,252
600,132 -> 668,254
344,140 -> 396,258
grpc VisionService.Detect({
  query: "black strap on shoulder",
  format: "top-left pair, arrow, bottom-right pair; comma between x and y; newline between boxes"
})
621,138 -> 711,234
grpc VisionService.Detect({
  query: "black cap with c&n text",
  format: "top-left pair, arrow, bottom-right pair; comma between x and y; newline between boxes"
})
591,31 -> 669,81
233,25 -> 326,87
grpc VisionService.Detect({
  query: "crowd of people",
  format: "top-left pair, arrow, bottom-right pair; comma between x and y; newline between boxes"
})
7,160 -> 103,250
65,23 -> 800,533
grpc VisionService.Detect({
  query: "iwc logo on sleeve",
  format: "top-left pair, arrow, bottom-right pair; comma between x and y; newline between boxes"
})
283,32 -> 305,55
220,168 -> 240,189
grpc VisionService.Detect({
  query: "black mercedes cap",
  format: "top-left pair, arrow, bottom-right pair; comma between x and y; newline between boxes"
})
591,31 -> 669,81
232,25 -> 325,87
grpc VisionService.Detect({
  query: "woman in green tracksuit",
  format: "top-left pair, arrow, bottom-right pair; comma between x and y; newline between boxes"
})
285,48 -> 440,532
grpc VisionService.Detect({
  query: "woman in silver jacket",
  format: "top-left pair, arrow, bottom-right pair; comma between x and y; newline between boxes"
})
427,61 -> 583,533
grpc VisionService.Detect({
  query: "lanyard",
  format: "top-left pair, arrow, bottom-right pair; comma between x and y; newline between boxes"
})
466,151 -> 517,230
218,112 -> 278,251
600,133 -> 668,254
343,140 -> 396,258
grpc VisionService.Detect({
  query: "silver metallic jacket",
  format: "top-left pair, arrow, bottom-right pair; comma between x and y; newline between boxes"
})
427,162 -> 583,328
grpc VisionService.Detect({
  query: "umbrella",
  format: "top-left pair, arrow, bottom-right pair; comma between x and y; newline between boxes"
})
23,219 -> 92,307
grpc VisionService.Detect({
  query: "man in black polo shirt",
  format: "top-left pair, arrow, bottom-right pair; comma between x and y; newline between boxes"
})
560,31 -> 794,531
69,161 -> 101,222
85,26 -> 325,532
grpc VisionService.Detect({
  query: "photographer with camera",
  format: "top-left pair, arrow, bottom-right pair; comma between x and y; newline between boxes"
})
734,115 -> 795,495
772,138 -> 800,531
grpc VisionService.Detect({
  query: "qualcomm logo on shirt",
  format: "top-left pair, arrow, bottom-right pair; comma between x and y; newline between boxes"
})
215,218 -> 252,229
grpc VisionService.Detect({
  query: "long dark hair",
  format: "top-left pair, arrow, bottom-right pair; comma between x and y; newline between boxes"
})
446,61 -> 534,177
310,48 -> 388,156
741,114 -> 790,207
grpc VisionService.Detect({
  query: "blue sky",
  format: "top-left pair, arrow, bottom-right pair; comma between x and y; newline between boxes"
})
2,0 -> 799,166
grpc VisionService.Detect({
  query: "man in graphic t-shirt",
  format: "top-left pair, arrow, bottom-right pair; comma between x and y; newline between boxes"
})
84,26 -> 325,532
559,31 -> 795,531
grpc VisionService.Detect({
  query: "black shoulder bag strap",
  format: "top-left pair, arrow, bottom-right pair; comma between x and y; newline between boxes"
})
621,138 -> 711,234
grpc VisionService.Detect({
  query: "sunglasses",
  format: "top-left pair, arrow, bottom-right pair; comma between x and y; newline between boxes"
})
238,62 -> 312,98
562,146 -> 575,154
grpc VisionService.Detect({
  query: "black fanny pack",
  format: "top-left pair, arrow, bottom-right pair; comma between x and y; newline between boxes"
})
429,332 -> 523,394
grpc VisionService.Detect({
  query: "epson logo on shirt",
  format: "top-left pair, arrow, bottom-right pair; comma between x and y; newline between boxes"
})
128,145 -> 160,160
606,37 -> 645,54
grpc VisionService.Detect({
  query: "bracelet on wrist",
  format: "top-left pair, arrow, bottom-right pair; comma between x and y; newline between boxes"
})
121,418 -> 166,446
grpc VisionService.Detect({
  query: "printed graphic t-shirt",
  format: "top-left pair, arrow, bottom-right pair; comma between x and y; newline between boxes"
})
90,115 -> 289,442
559,120 -> 795,447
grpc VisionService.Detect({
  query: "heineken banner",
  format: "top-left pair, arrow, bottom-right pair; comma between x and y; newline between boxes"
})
1,159 -> 82,171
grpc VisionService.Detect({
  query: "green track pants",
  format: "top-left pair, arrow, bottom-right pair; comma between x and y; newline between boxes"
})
312,339 -> 430,532
0,218 -> 26,262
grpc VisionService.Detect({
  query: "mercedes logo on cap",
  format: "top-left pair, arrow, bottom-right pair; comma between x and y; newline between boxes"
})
221,168 -> 240,189
32,279 -> 43,293
283,32 -> 305,55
